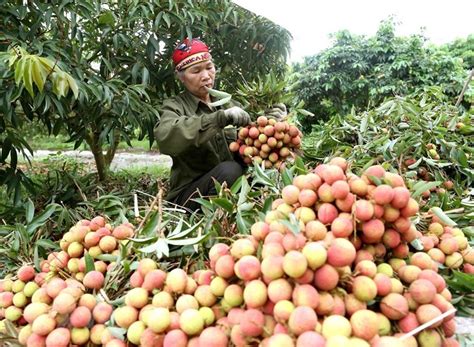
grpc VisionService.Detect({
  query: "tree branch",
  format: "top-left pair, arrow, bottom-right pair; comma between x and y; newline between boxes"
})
455,69 -> 474,107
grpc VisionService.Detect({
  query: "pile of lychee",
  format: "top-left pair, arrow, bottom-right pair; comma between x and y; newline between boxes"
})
41,216 -> 134,286
420,218 -> 473,274
1,157 -> 472,346
0,216 -> 134,346
1,271 -> 115,346
229,116 -> 302,169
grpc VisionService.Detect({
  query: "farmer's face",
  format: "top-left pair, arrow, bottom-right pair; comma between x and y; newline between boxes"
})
178,61 -> 216,102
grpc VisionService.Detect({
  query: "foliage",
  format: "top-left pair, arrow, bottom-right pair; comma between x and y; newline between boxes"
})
446,271 -> 474,317
0,155 -> 168,228
196,159 -> 308,236
0,202 -> 67,278
0,0 -> 291,199
132,200 -> 210,264
443,34 -> 474,70
125,160 -> 308,271
233,70 -> 314,124
0,158 -> 172,278
303,88 -> 473,188
292,19 -> 468,127
303,87 -> 474,309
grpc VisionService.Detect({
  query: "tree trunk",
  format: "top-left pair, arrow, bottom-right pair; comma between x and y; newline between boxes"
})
105,130 -> 121,167
85,130 -> 109,181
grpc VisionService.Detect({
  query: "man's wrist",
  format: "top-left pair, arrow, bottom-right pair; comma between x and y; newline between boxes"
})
215,110 -> 228,128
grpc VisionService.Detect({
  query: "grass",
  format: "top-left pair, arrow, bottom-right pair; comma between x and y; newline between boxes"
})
112,163 -> 170,180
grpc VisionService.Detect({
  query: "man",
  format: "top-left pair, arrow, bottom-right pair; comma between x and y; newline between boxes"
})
155,38 -> 252,211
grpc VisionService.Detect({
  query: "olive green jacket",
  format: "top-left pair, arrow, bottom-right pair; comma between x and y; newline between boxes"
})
154,90 -> 240,201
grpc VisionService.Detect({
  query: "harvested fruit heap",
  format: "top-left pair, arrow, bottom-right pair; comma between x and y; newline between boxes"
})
420,218 -> 473,275
229,115 -> 302,169
1,158 -> 473,346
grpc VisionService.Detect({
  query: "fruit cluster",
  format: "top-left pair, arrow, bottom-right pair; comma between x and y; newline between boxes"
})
1,157 -> 472,346
420,219 -> 473,274
42,216 -> 134,285
229,116 -> 302,169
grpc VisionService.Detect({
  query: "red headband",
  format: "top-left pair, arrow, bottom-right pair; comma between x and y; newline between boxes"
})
172,38 -> 212,71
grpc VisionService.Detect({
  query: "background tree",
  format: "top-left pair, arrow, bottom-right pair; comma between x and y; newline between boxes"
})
292,19 -> 468,128
443,34 -> 474,70
0,0 -> 291,201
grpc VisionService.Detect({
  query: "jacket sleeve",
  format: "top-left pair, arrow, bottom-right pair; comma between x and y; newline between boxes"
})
154,99 -> 228,156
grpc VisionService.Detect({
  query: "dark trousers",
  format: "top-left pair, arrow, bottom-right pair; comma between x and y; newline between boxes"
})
172,161 -> 244,211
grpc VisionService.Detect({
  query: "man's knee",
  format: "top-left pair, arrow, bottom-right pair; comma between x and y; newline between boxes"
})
214,161 -> 244,184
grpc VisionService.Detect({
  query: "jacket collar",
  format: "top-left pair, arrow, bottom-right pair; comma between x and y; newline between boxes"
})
183,89 -> 216,113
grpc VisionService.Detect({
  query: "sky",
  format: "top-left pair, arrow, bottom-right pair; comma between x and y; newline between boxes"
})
233,0 -> 474,62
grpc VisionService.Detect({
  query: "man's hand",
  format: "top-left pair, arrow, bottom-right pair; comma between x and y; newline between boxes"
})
265,103 -> 287,120
224,107 -> 251,127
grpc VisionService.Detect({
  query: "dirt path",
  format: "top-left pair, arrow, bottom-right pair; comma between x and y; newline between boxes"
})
33,150 -> 172,171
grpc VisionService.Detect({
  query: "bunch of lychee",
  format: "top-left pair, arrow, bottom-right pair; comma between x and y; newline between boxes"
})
40,216 -> 134,285
0,215 -> 134,346
194,157 -> 461,346
419,219 -> 473,274
1,158 -> 469,346
95,259 -> 230,346
94,157 -> 462,346
1,272 -> 116,346
0,265 -> 41,332
229,116 -> 302,169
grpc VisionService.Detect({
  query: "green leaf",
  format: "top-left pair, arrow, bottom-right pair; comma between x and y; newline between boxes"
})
139,240 -> 162,254
98,11 -> 115,26
14,57 -> 26,85
407,158 -> 423,169
163,13 -> 171,28
280,219 -> 301,235
96,254 -> 118,262
456,149 -> 468,167
293,156 -> 307,174
3,319 -> 18,338
236,213 -> 249,234
25,198 -> 34,224
36,239 -> 58,250
168,221 -> 203,240
23,58 -> 34,96
430,207 -> 457,226
238,202 -> 254,212
411,181 -> 441,198
280,167 -> 293,186
262,196 -> 274,214
230,176 -> 243,194
367,175 -> 383,186
167,233 -> 208,246
237,176 -> 251,206
37,56 -> 55,71
155,238 -> 169,258
193,198 -> 213,210
34,245 -> 40,273
26,203 -> 60,235
84,252 -> 95,273
167,219 -> 184,238
66,74 -> 79,99
140,211 -> 159,237
142,67 -> 149,85
31,57 -> 46,92
212,198 -> 234,213
148,36 -> 161,52
108,327 -> 126,340
359,112 -> 370,133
